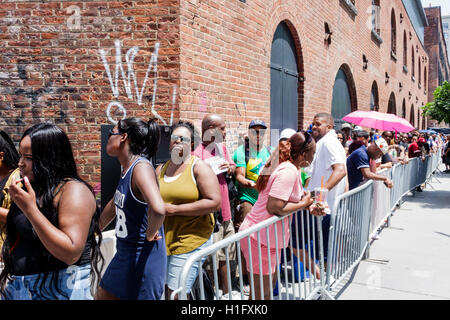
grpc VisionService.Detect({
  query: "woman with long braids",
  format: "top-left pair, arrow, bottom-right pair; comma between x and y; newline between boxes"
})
96,117 -> 166,300
238,131 -> 326,300
0,130 -> 21,254
0,123 -> 103,300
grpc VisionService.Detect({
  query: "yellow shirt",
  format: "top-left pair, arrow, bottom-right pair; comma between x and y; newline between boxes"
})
0,168 -> 21,248
158,156 -> 214,255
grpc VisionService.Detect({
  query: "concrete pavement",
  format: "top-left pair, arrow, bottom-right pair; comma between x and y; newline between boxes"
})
333,164 -> 450,300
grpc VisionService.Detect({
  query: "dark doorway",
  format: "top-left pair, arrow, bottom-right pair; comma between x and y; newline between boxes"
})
387,93 -> 396,114
270,22 -> 299,146
331,66 -> 356,129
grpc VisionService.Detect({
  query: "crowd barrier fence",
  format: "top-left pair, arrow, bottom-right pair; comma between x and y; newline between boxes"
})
326,149 -> 442,294
97,149 -> 442,300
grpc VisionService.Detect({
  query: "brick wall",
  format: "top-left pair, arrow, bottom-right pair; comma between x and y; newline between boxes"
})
424,6 -> 450,127
177,0 -> 429,152
0,0 -> 180,183
0,0 -> 430,185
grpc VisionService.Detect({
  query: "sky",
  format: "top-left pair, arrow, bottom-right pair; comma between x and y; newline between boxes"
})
421,0 -> 450,16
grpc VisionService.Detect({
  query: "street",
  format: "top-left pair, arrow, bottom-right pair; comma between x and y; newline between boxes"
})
334,164 -> 450,299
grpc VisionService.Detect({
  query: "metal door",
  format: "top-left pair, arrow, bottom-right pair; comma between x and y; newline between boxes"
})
270,22 -> 299,145
331,69 -> 352,129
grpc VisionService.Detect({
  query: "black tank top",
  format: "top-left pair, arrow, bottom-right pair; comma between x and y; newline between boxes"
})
8,181 -> 95,276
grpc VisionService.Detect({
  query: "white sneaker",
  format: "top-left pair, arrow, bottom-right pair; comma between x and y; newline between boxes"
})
242,284 -> 250,296
220,291 -> 242,300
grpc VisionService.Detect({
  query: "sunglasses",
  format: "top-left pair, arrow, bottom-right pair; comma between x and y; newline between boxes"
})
108,128 -> 123,139
171,134 -> 191,144
249,129 -> 266,136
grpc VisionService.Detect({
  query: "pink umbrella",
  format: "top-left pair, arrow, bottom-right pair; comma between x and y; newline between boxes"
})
342,110 -> 415,133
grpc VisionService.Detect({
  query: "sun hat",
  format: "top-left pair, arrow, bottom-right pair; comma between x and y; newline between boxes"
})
374,137 -> 389,155
279,128 -> 297,141
341,123 -> 352,129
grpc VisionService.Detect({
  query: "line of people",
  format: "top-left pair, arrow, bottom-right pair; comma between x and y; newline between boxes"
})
0,114 -> 446,300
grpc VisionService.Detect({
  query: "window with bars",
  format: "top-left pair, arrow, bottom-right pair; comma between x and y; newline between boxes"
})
391,9 -> 397,59
371,0 -> 382,44
403,31 -> 408,71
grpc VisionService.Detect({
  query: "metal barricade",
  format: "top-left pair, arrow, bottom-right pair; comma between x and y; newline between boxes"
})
171,210 -> 331,300
325,151 -> 442,294
326,180 -> 374,290
97,151 -> 442,300
370,168 -> 391,238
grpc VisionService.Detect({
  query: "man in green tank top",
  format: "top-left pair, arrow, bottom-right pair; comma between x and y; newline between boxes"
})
232,120 -> 271,232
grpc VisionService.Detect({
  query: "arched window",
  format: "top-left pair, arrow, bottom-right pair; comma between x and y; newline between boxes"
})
422,112 -> 426,130
410,105 -> 415,127
391,9 -> 397,56
418,56 -> 421,85
331,64 -> 358,129
417,109 -> 420,129
411,46 -> 415,79
370,81 -> 379,111
424,67 -> 427,92
387,92 -> 396,114
270,21 -> 302,145
402,99 -> 406,118
372,0 -> 381,36
403,31 -> 407,68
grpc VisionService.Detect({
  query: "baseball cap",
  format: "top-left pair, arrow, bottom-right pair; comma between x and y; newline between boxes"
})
354,126 -> 363,131
249,119 -> 267,129
356,130 -> 369,138
279,128 -> 297,141
374,137 -> 389,155
418,137 -> 426,144
341,123 -> 352,129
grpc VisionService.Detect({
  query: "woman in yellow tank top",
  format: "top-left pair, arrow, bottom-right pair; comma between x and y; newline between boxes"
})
0,130 -> 21,254
156,121 -> 221,299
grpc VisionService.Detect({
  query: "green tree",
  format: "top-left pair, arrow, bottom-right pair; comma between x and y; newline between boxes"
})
421,81 -> 450,125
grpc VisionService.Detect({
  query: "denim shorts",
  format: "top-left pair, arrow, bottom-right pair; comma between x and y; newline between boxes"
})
1,264 -> 93,300
166,236 -> 212,294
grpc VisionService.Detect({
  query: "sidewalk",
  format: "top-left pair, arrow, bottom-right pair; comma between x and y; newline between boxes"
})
333,164 -> 450,300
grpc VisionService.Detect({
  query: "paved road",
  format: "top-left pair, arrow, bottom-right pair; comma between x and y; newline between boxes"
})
334,164 -> 450,300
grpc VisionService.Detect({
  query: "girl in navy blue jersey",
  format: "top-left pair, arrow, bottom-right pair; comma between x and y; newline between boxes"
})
96,117 -> 166,300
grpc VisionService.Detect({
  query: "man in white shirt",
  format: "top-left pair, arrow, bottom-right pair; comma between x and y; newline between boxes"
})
308,113 -> 347,261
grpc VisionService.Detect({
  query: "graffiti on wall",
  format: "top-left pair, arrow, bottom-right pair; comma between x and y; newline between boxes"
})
100,39 -> 176,125
0,61 -> 72,132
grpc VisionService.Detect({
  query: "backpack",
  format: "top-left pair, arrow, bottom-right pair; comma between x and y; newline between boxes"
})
190,267 -> 215,300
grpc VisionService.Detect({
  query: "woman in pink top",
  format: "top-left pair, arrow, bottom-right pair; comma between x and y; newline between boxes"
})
239,131 -> 323,300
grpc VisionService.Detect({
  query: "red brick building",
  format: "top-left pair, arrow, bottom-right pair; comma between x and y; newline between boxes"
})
424,6 -> 450,128
0,0 -> 430,185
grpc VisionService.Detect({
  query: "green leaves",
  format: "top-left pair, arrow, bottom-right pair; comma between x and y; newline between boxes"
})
422,81 -> 450,125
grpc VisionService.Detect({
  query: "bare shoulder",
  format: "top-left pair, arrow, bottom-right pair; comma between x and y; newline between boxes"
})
55,179 -> 96,209
133,160 -> 157,180
192,158 -> 211,175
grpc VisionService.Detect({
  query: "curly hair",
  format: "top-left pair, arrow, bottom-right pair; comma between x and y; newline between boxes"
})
256,131 -> 314,192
